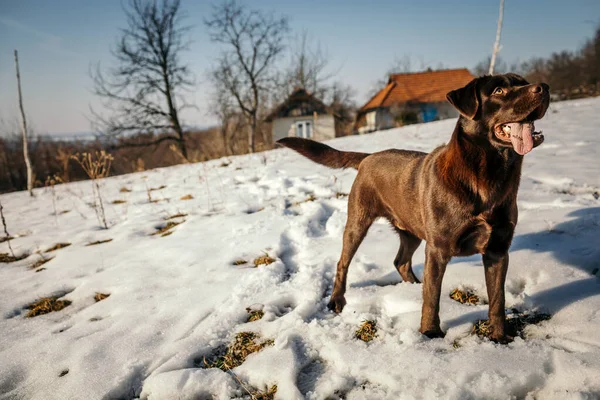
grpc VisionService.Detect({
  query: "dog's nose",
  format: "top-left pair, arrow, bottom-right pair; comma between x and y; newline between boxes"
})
530,84 -> 543,94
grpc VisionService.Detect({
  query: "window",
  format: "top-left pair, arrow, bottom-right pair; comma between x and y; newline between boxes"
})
295,120 -> 312,138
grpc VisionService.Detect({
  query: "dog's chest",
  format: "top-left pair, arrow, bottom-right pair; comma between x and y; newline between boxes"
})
454,214 -> 493,256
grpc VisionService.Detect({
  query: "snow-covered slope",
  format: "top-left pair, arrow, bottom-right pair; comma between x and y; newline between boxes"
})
1,98 -> 599,400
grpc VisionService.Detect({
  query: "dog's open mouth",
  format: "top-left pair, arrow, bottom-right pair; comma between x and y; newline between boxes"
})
494,121 -> 544,155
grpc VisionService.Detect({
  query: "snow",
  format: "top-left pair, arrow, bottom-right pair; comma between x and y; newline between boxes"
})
1,97 -> 599,399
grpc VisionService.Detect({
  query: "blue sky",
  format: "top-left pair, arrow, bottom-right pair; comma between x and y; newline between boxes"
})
0,0 -> 598,135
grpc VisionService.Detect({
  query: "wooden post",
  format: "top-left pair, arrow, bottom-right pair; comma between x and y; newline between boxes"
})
14,49 -> 34,196
489,0 -> 505,75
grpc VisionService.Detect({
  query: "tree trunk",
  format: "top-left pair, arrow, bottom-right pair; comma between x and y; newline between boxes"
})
248,115 -> 257,153
489,0 -> 505,75
14,50 -> 33,196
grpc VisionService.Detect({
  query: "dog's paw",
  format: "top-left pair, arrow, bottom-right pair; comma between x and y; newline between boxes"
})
489,334 -> 514,344
421,329 -> 446,339
327,296 -> 346,313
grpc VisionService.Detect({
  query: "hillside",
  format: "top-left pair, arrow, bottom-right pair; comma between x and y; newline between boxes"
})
1,97 -> 599,400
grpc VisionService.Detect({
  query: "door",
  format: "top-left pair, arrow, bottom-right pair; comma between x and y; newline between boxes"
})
295,120 -> 312,138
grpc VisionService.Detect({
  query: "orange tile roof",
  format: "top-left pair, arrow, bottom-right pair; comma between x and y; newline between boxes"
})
360,68 -> 475,112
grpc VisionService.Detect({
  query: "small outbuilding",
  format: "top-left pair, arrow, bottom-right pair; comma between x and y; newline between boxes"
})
265,88 -> 338,142
355,68 -> 476,134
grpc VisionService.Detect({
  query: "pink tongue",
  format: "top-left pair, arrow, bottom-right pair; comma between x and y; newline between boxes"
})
508,122 -> 534,155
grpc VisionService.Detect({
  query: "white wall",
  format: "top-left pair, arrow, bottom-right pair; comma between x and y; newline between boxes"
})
272,114 -> 336,142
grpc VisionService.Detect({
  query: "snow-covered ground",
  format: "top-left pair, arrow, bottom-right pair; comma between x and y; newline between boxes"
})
1,97 -> 599,400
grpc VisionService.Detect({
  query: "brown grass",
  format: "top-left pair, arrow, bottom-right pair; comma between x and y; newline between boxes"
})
152,220 -> 184,236
29,257 -> 53,270
149,185 -> 166,191
293,194 -> 317,206
0,252 -> 28,263
450,288 -> 480,305
472,311 -> 552,339
180,194 -> 194,200
94,292 -> 110,302
247,308 -> 264,322
26,296 -> 72,317
59,210 -> 71,215
86,239 -> 113,246
35,268 -> 46,273
355,320 -> 378,342
233,259 -> 248,265
111,199 -> 127,204
253,254 -> 275,267
165,213 -> 188,220
0,236 -> 13,244
45,243 -> 71,252
119,187 -> 132,193
249,385 -> 277,400
202,332 -> 274,371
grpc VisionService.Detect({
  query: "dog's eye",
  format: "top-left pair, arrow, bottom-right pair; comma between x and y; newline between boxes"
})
493,87 -> 504,95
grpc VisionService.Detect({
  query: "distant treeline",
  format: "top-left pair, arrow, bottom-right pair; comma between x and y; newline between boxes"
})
0,126 -> 269,194
475,26 -> 600,100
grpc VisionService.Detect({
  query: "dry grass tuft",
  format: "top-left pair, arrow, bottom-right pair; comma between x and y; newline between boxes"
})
0,252 -> 29,263
253,254 -> 275,267
94,292 -> 110,302
29,257 -> 53,270
355,320 -> 378,342
165,213 -> 187,220
45,243 -> 71,252
450,288 -> 480,305
35,268 -> 46,273
86,239 -> 113,246
246,308 -> 264,322
152,220 -> 184,236
59,369 -> 69,377
472,311 -> 552,339
26,296 -> 72,317
119,187 -> 132,193
111,199 -> 127,204
0,236 -> 14,244
202,332 -> 274,371
292,194 -> 317,206
59,210 -> 71,215
149,185 -> 166,191
180,194 -> 194,200
233,259 -> 248,265
250,385 -> 277,400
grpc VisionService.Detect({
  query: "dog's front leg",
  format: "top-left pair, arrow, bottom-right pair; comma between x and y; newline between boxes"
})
420,245 -> 450,338
483,251 -> 511,343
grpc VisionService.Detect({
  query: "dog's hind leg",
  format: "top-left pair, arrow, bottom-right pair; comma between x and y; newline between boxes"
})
394,229 -> 422,283
328,196 -> 375,313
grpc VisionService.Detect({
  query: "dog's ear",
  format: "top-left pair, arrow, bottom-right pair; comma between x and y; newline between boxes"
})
446,78 -> 480,120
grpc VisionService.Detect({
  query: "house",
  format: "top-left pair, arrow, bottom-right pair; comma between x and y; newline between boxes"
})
265,88 -> 338,142
355,68 -> 476,134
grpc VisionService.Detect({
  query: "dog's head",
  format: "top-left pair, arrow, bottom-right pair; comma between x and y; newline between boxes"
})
446,73 -> 550,155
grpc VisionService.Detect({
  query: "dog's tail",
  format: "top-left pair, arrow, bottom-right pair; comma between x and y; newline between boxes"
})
277,137 -> 369,170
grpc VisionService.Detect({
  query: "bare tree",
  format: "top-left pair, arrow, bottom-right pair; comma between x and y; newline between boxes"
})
208,80 -> 245,156
277,31 -> 334,102
205,0 -> 290,153
14,50 -> 33,196
91,0 -> 194,160
489,0 -> 505,75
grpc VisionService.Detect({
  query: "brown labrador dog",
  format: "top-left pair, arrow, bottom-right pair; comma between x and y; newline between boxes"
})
278,73 -> 550,343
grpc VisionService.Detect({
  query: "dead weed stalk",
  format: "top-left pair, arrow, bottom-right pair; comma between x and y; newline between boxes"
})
71,151 -> 113,229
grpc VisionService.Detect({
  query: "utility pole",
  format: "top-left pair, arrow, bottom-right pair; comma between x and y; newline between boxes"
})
489,0 -> 505,75
14,49 -> 34,196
